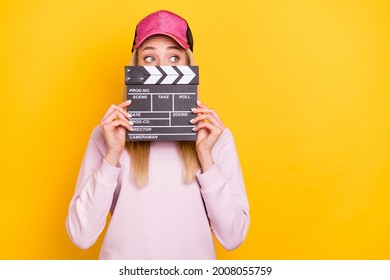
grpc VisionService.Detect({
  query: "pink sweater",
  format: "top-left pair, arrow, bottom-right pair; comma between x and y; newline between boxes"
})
66,125 -> 249,259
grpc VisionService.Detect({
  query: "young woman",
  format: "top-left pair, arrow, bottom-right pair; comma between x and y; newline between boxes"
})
66,10 -> 249,259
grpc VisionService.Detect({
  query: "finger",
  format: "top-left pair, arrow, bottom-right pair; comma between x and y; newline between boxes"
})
112,103 -> 132,119
196,100 -> 207,108
101,109 -> 130,124
190,113 -> 224,130
101,118 -> 132,131
193,121 -> 224,136
102,102 -> 131,121
194,122 -> 221,145
190,108 -> 224,128
101,104 -> 132,123
191,107 -> 217,118
101,116 -> 133,133
120,100 -> 132,107
195,121 -> 208,138
195,101 -> 213,121
102,119 -> 132,131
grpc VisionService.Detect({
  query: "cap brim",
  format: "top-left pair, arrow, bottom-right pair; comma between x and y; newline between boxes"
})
133,32 -> 190,50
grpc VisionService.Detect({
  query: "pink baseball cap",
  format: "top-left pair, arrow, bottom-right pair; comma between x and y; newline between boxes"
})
132,10 -> 194,52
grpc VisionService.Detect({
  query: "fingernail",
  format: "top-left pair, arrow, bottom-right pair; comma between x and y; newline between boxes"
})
197,100 -> 201,105
126,100 -> 132,103
191,108 -> 197,112
129,121 -> 134,125
128,127 -> 133,131
192,127 -> 196,131
189,118 -> 194,123
128,113 -> 132,118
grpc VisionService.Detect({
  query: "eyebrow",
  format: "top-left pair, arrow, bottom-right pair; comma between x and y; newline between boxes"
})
141,46 -> 155,52
141,45 -> 181,52
166,46 -> 181,51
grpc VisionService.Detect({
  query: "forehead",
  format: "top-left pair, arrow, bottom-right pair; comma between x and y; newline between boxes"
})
139,35 -> 182,50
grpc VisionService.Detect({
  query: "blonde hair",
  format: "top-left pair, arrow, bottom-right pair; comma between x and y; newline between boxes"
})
124,45 -> 199,186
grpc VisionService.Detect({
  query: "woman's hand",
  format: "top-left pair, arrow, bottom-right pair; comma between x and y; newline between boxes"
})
100,101 -> 133,166
191,101 -> 225,172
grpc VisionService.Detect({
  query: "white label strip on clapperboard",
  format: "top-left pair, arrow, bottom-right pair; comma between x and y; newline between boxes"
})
125,66 -> 198,85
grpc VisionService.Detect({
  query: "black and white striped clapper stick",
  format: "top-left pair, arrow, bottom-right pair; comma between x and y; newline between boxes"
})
125,66 -> 199,85
125,66 -> 199,141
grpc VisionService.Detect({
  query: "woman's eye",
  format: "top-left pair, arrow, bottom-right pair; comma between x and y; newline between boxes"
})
144,56 -> 155,63
169,56 -> 179,63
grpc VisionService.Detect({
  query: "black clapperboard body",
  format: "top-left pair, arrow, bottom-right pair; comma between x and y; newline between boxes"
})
125,66 -> 199,141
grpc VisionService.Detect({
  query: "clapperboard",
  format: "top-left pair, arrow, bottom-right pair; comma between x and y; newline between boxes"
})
125,65 -> 199,141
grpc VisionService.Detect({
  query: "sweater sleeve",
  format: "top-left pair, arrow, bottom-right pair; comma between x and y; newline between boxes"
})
66,126 -> 121,249
196,128 -> 250,250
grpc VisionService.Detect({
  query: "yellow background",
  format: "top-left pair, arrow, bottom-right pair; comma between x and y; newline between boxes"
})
1,0 -> 389,259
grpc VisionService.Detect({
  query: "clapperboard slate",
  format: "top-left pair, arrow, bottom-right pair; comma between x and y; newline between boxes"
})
125,66 -> 199,141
